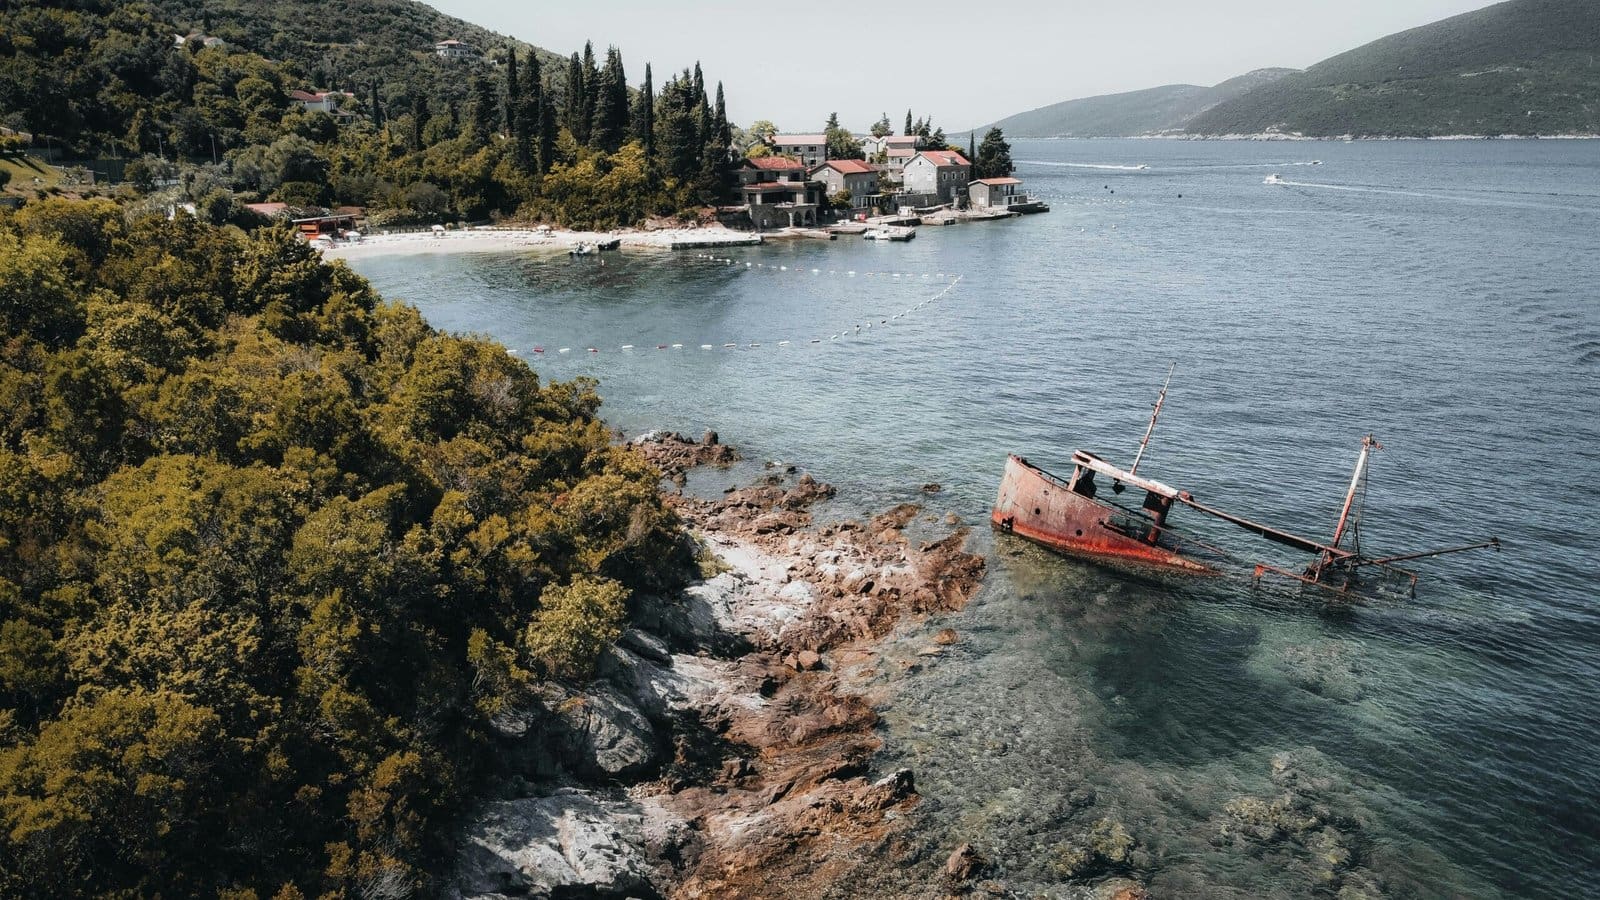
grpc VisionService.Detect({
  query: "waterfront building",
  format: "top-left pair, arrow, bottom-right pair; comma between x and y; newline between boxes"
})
771,134 -> 829,167
903,149 -> 972,202
736,157 -> 824,229
810,159 -> 880,209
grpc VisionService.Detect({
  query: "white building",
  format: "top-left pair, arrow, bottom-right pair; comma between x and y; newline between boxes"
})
902,149 -> 971,202
288,90 -> 352,115
434,40 -> 480,60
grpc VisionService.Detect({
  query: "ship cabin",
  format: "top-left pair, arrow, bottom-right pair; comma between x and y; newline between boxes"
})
1065,451 -> 1183,544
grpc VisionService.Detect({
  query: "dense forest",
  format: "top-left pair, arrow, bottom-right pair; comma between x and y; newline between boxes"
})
0,200 -> 694,895
0,0 -> 736,227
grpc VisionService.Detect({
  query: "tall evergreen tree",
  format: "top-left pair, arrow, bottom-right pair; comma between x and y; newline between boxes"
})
563,52 -> 587,142
969,131 -> 976,162
590,46 -> 628,152
515,50 -> 543,172
578,42 -> 598,144
654,69 -> 701,184
631,63 -> 655,157
872,113 -> 892,138
467,76 -> 497,148
410,93 -> 428,151
904,109 -> 913,136
974,127 -> 1014,179
369,80 -> 384,128
502,47 -> 520,138
538,90 -> 558,174
714,82 -> 730,148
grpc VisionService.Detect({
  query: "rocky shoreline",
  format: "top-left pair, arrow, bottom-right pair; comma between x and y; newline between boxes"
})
451,432 -> 990,899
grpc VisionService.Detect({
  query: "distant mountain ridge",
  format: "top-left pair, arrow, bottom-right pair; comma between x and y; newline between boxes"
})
979,0 -> 1600,139
972,68 -> 1296,138
1186,0 -> 1600,136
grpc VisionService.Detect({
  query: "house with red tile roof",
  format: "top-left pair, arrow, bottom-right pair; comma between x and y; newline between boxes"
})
809,159 -> 880,209
288,90 -> 353,116
969,176 -> 1046,212
902,149 -> 972,203
735,157 -> 824,229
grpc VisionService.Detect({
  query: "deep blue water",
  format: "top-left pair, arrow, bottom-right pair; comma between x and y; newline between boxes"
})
349,139 -> 1600,898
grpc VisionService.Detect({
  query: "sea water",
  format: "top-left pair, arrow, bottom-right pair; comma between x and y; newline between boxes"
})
349,139 -> 1600,898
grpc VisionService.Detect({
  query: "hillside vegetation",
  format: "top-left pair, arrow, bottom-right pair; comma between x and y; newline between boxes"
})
0,200 -> 691,895
1186,0 -> 1600,136
2,1 -> 737,228
145,0 -> 571,107
978,69 -> 1293,138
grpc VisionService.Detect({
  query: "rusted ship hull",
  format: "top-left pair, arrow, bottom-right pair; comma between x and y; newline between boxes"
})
991,455 -> 1217,573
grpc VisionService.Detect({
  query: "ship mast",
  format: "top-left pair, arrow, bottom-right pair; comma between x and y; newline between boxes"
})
1129,363 -> 1175,476
1330,435 -> 1381,550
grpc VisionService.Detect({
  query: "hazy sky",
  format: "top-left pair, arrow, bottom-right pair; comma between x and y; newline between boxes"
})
423,0 -> 1500,132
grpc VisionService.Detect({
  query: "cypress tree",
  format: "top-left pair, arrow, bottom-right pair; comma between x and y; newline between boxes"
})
579,42 -> 598,144
411,93 -> 428,150
467,76 -> 496,149
714,82 -> 730,148
590,46 -> 628,152
503,47 -> 520,138
563,52 -> 587,142
968,131 -> 976,162
515,50 -> 542,172
632,63 -> 655,157
369,80 -> 384,128
904,109 -> 913,136
538,90 -> 558,173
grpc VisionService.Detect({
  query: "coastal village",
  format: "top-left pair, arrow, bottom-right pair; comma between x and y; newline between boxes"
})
3,31 -> 1046,252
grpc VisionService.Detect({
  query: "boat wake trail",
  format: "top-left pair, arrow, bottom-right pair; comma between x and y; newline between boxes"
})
1021,161 -> 1150,171
1274,179 -> 1600,214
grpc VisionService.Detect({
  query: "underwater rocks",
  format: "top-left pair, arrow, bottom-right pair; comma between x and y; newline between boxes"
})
1212,749 -> 1384,897
1275,639 -> 1369,702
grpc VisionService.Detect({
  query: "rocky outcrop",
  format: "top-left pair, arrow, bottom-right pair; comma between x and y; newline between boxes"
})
454,440 -> 987,899
631,430 -> 737,482
456,789 -> 657,899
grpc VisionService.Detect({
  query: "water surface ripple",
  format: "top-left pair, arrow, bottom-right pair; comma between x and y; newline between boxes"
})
351,139 -> 1600,898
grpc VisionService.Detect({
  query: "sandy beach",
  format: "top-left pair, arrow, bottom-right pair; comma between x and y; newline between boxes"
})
319,224 -> 762,259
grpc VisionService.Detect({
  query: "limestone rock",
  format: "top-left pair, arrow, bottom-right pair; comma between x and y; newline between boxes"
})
550,683 -> 661,779
456,790 -> 656,899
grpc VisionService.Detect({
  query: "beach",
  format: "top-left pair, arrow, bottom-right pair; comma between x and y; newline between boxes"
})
319,223 -> 762,259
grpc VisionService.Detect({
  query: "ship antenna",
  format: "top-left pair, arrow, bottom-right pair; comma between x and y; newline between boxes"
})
1129,363 -> 1175,476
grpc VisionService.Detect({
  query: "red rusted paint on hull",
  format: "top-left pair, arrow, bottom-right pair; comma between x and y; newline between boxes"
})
991,455 -> 1216,574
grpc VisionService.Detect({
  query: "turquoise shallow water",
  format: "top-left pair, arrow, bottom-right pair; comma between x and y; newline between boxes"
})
350,139 -> 1599,897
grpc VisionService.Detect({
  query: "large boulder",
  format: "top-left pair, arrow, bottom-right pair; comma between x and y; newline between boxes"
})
455,789 -> 658,899
549,682 -> 662,779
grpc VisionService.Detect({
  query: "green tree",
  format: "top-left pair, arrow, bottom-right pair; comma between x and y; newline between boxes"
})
523,576 -> 627,680
631,63 -> 655,156
871,113 -> 893,138
974,127 -> 1014,178
590,47 -> 629,153
825,111 -> 863,161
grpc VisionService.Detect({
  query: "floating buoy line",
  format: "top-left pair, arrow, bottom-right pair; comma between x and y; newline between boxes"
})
504,265 -> 964,360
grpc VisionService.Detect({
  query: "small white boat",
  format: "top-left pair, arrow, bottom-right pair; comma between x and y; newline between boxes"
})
865,226 -> 916,242
1263,173 -> 1286,185
569,242 -> 595,256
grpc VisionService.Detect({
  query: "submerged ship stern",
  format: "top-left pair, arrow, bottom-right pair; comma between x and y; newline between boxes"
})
992,454 -> 1214,573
